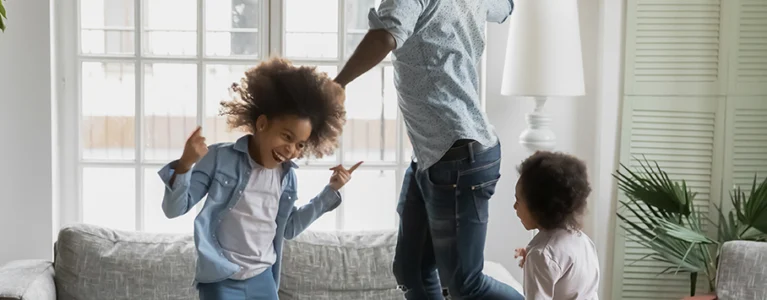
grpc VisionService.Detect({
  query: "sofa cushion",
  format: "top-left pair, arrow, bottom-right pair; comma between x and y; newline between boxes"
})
54,224 -> 197,300
278,230 -> 400,300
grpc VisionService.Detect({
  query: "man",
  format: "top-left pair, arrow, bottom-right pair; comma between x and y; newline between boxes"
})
334,0 -> 521,299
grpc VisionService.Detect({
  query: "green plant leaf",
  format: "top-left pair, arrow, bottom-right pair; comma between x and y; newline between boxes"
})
714,203 -> 738,243
656,219 -> 717,245
614,157 -> 694,216
0,0 -> 6,32
740,226 -> 767,241
621,201 -> 659,230
613,157 -> 724,294
618,214 -> 656,241
744,175 -> 767,234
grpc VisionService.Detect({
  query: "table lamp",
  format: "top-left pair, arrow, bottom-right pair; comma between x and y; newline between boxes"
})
501,0 -> 585,153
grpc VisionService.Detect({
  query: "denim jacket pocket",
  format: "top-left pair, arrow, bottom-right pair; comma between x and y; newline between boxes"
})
211,172 -> 237,202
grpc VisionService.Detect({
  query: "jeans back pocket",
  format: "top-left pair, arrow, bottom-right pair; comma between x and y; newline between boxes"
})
470,176 -> 501,223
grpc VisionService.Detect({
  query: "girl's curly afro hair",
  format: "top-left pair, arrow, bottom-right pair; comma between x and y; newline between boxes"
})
220,57 -> 346,159
517,151 -> 591,231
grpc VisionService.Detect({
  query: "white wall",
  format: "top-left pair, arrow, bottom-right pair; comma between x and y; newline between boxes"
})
592,0 -> 625,298
0,0 -> 56,264
483,1 -> 623,299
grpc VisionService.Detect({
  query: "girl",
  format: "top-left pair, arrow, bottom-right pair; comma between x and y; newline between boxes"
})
513,151 -> 600,300
158,58 -> 358,300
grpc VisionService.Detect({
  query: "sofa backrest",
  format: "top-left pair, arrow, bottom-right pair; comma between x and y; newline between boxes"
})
54,224 -> 197,300
716,240 -> 767,300
53,224 -> 400,300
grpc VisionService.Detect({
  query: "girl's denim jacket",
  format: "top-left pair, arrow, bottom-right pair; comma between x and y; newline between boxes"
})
158,135 -> 341,285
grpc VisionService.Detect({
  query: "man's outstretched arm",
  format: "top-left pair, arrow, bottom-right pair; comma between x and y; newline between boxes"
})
335,0 -> 426,87
334,29 -> 395,88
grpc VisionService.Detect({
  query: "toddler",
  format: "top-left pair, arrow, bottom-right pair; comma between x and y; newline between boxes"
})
513,151 -> 600,300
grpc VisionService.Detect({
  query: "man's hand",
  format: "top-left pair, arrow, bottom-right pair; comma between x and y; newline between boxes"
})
177,126 -> 208,174
328,161 -> 363,191
514,248 -> 528,268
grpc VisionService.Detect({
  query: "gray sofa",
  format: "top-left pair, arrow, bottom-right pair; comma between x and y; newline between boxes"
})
0,224 -> 521,300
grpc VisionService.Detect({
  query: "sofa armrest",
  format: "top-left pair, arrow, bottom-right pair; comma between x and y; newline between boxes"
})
715,240 -> 767,300
0,260 -> 56,300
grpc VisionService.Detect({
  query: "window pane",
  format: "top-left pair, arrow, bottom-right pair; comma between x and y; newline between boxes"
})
83,167 -> 136,231
307,65 -> 338,78
383,67 -> 398,120
82,62 -> 136,160
80,0 -> 135,55
284,0 -> 338,59
205,64 -> 251,144
143,167 -> 197,233
144,63 -> 198,161
343,169 -> 396,231
143,0 -> 197,56
343,67 -> 397,163
344,0 -> 389,60
294,169 -> 337,231
205,0 -> 261,57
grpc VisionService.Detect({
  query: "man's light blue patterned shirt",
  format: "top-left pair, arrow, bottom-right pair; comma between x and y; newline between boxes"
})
369,0 -> 514,169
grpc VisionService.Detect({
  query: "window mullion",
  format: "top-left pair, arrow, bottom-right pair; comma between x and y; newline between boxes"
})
196,0 -> 206,215
335,0 -> 347,232
269,0 -> 283,57
197,0 -> 205,134
134,0 -> 145,232
70,0 -> 85,226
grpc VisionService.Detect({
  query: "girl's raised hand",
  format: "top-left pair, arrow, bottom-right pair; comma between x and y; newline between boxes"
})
328,161 -> 363,191
179,126 -> 208,170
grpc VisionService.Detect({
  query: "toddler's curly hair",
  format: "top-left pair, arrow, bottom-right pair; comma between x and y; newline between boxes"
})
517,151 -> 591,230
220,57 -> 346,158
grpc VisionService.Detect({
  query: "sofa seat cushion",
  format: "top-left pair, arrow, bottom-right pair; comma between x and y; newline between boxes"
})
54,224 -> 197,300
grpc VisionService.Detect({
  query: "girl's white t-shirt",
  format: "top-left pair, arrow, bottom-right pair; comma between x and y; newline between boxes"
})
217,160 -> 282,280
523,228 -> 600,300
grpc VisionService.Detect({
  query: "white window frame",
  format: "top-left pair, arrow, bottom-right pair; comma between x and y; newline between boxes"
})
55,0 -> 487,232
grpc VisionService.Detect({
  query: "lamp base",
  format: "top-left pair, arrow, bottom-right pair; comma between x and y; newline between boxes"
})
519,96 -> 556,153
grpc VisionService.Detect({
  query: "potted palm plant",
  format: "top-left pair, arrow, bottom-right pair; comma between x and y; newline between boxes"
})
614,158 -> 767,297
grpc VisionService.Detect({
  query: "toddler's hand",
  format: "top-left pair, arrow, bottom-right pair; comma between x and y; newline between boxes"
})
179,126 -> 208,171
328,161 -> 363,191
514,248 -> 527,268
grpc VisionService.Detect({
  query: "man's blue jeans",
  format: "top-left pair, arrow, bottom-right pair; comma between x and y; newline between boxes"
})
393,141 -> 524,300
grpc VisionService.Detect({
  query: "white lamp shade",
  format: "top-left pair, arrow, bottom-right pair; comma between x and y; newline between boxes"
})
501,0 -> 585,97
